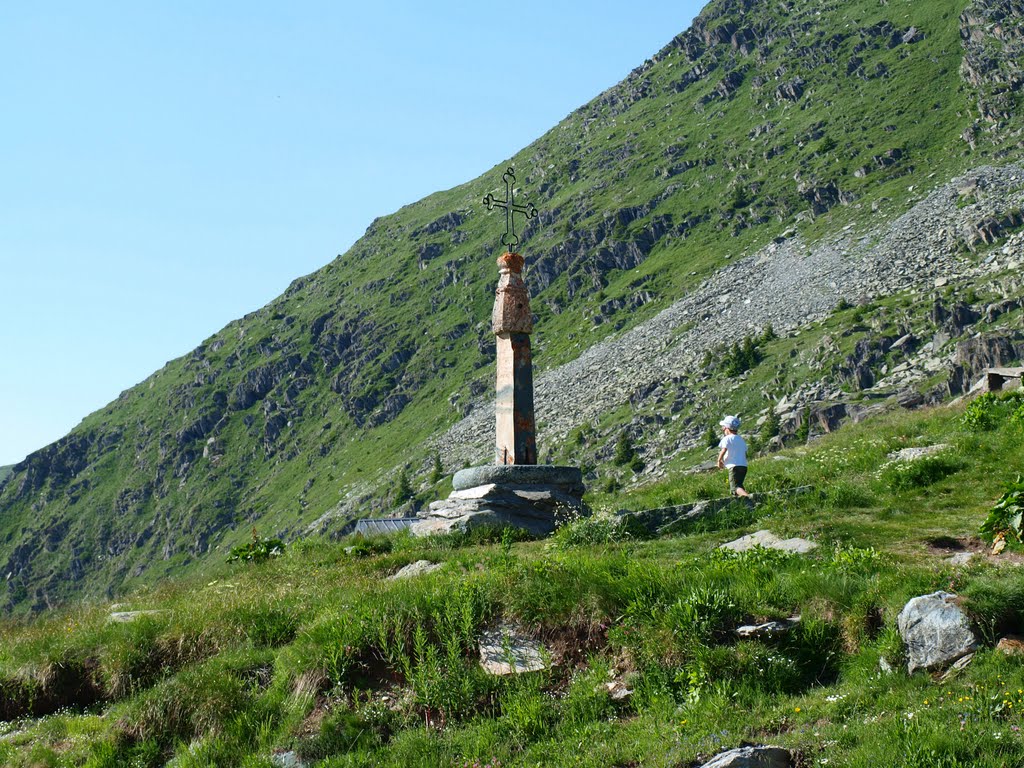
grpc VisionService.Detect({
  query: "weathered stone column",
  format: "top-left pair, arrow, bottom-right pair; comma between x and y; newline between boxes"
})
491,252 -> 536,465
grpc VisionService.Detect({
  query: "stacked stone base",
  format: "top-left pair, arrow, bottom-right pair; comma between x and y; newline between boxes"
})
410,465 -> 587,538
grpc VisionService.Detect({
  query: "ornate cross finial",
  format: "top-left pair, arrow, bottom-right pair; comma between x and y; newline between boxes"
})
483,167 -> 538,251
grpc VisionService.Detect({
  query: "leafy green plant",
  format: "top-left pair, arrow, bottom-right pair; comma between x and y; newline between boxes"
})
226,528 -> 285,564
1011,402 -> 1024,430
979,475 -> 1024,552
962,393 -> 1002,430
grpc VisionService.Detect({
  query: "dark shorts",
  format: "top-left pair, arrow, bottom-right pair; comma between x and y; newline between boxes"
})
728,465 -> 748,493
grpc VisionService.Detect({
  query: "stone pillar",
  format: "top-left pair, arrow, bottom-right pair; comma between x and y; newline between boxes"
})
492,252 -> 536,465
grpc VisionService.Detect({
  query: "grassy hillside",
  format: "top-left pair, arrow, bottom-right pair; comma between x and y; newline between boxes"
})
1,0 -> 1023,612
0,465 -> 12,487
1,392 -> 1024,766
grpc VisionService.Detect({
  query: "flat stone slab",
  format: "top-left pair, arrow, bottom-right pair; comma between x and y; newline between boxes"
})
947,551 -> 975,566
720,530 -> 818,554
898,591 -> 978,674
270,751 -> 308,768
479,624 -> 547,675
699,745 -> 791,768
412,478 -> 588,538
387,560 -> 443,580
453,464 -> 584,494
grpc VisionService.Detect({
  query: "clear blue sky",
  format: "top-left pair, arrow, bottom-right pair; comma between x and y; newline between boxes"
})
0,1 -> 703,466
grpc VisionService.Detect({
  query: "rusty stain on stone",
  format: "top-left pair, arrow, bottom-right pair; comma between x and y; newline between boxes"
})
493,252 -> 537,465
492,252 -> 533,334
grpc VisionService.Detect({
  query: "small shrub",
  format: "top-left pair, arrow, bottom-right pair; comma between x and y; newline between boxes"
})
227,529 -> 284,565
795,408 -> 811,443
1011,401 -> 1024,430
878,455 -> 961,491
760,410 -> 781,443
561,665 -> 615,728
499,673 -> 555,745
429,452 -> 443,485
979,475 -> 1024,550
962,393 -> 1002,430
394,468 -> 414,504
602,477 -> 623,494
345,534 -> 396,557
665,585 -> 738,643
295,708 -> 380,761
613,432 -> 635,466
722,334 -> 763,377
550,516 -> 630,549
824,544 -> 884,573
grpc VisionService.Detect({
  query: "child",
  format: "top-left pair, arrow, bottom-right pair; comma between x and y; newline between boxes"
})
716,415 -> 750,498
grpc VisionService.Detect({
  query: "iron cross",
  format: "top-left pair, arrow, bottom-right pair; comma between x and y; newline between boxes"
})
483,167 -> 538,251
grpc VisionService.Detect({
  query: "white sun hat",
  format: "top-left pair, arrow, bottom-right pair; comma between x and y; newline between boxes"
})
719,415 -> 741,430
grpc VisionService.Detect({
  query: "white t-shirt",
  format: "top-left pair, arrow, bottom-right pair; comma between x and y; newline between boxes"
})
719,433 -> 747,467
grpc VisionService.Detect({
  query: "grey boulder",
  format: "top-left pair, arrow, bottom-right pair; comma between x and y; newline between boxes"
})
699,745 -> 791,768
897,591 -> 978,673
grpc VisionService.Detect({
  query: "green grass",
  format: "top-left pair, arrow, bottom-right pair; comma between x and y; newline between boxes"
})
1,397 -> 1024,765
0,0 -> 1022,615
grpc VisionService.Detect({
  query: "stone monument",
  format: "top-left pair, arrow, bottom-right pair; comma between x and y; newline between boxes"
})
410,168 -> 588,537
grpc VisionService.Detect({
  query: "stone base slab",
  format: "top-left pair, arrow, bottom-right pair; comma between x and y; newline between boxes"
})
453,465 -> 584,494
411,465 -> 587,538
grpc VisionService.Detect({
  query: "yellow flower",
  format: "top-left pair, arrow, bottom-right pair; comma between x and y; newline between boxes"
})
795,707 -> 802,713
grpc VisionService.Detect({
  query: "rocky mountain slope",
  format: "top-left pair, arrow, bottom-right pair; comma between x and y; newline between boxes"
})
2,0 -> 1023,612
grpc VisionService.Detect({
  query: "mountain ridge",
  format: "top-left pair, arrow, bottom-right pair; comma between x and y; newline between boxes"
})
2,0 -> 1023,612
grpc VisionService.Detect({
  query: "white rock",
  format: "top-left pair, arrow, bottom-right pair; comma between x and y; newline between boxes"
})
887,444 -> 949,461
720,530 -> 818,554
479,624 -> 547,675
699,745 -> 791,768
387,560 -> 443,580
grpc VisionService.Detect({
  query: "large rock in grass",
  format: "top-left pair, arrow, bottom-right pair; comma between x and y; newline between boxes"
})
720,530 -> 817,554
897,591 -> 978,673
699,746 -> 791,767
